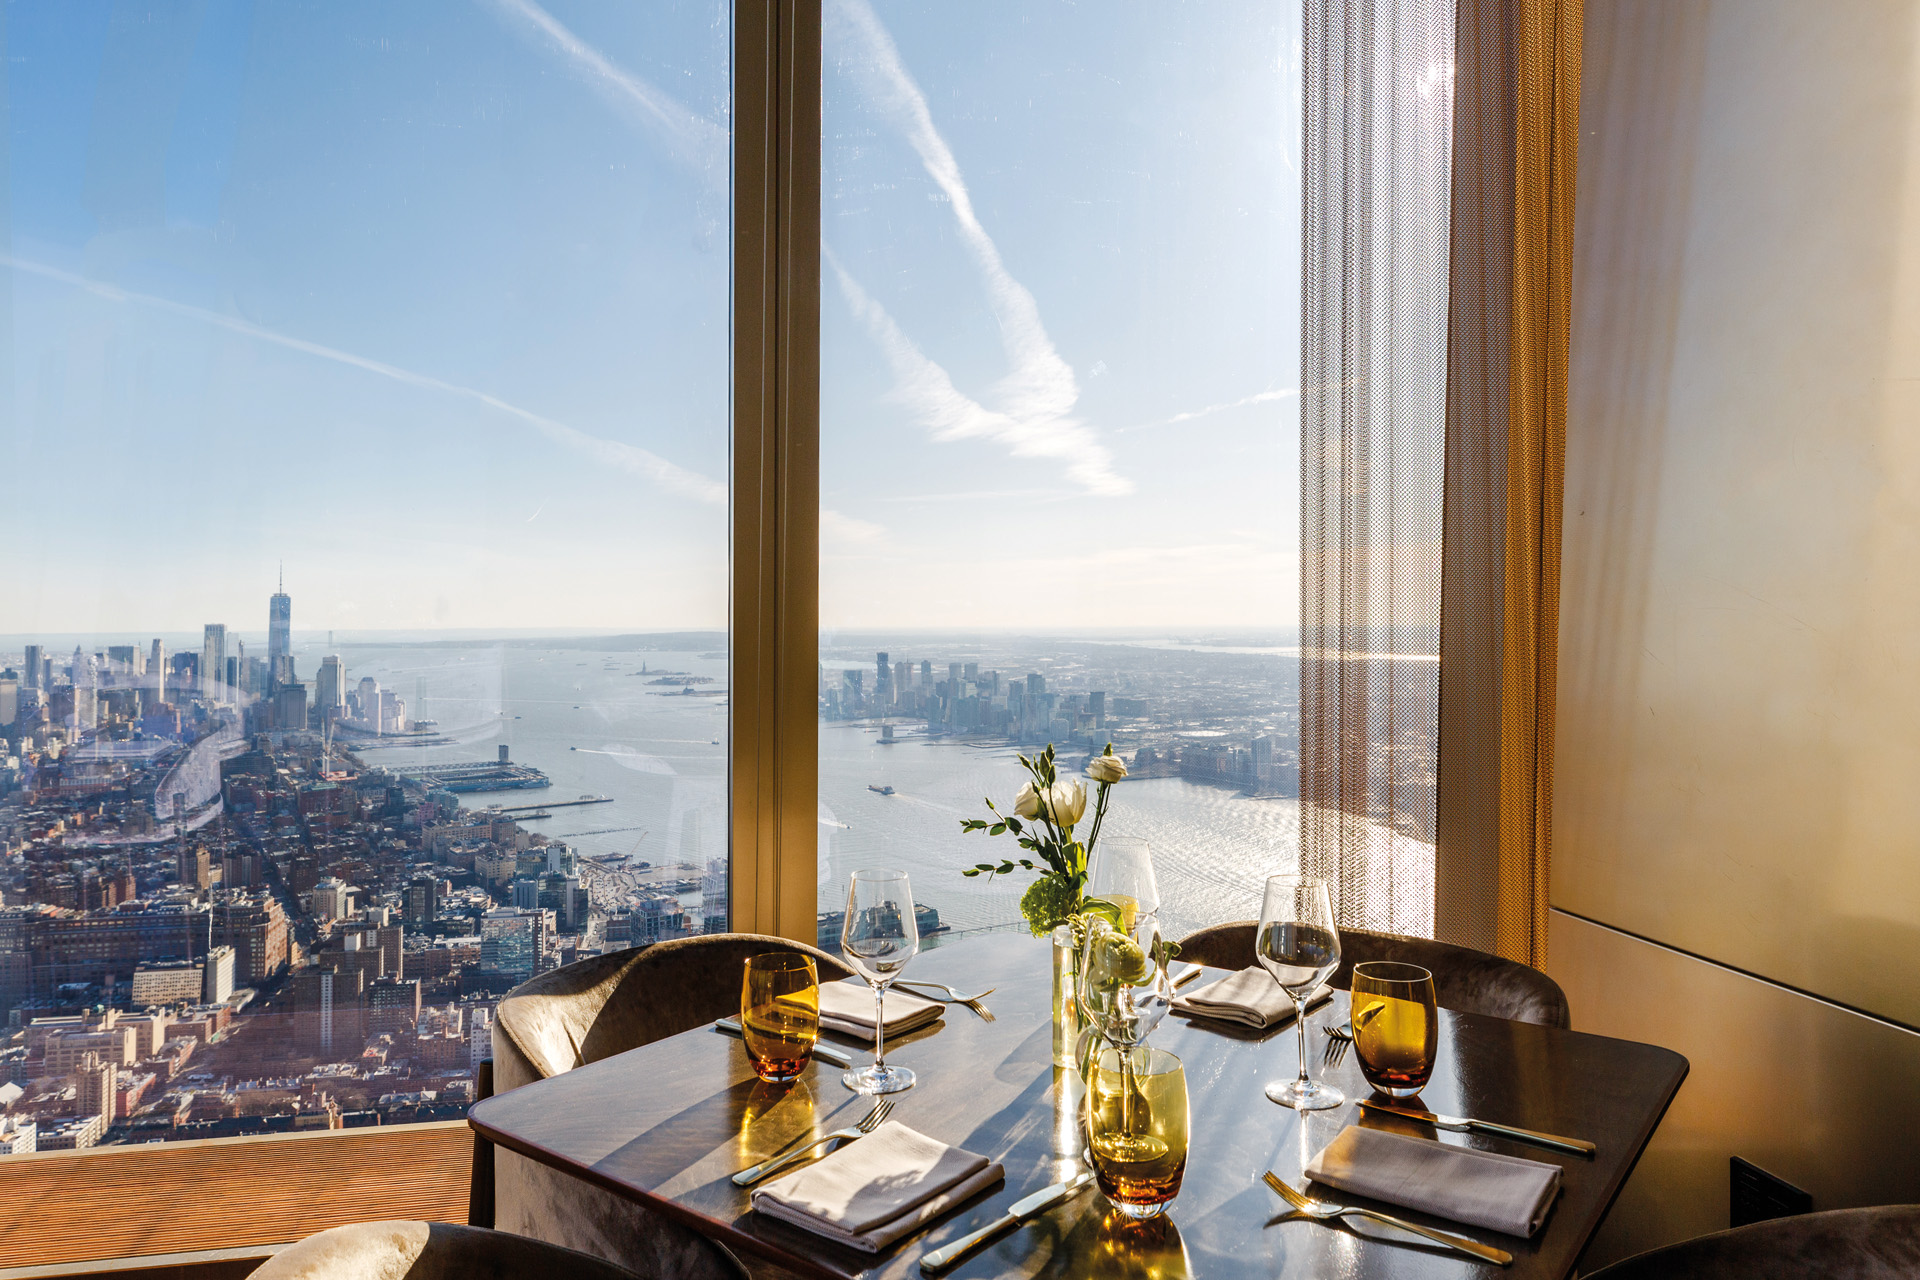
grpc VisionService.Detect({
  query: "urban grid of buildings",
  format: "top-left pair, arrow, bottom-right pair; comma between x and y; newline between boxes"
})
0,581 -> 725,1152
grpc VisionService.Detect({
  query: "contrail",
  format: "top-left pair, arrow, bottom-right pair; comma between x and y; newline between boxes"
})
1126,388 -> 1301,432
3,254 -> 726,506
830,256 -> 1124,493
479,0 -> 726,178
828,0 -> 1130,496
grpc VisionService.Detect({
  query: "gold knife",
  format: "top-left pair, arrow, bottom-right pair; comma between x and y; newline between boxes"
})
1358,1099 -> 1596,1157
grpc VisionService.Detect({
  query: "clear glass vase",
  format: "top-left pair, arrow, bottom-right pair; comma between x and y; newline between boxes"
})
1051,923 -> 1080,1068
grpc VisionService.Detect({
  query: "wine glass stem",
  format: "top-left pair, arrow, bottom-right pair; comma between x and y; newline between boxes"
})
872,983 -> 887,1070
1293,994 -> 1310,1089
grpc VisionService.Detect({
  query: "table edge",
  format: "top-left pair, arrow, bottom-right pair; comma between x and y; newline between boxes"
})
469,1107 -> 854,1280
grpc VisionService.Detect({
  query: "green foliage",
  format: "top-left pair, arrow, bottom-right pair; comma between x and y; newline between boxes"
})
1019,875 -> 1083,938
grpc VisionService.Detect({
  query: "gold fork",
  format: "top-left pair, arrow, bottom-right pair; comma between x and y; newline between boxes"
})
1263,1171 -> 1512,1266
893,980 -> 997,1022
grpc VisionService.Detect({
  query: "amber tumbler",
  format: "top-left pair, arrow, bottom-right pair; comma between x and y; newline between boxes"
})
1350,961 -> 1438,1098
740,953 -> 819,1083
1087,1046 -> 1189,1219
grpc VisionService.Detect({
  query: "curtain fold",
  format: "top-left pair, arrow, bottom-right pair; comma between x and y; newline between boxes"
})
1434,0 -> 1581,969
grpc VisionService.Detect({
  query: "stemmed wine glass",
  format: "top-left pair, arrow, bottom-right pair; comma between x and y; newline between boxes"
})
840,869 -> 920,1095
1086,834 -> 1160,926
1256,874 -> 1344,1110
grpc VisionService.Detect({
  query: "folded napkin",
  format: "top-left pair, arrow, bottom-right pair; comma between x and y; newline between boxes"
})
1171,966 -> 1334,1029
816,981 -> 943,1042
751,1120 -> 1005,1252
1304,1124 -> 1562,1238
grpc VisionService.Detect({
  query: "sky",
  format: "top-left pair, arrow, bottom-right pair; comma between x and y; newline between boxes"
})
3,0 -> 1302,638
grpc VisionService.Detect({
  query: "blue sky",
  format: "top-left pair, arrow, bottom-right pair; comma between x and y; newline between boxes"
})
4,0 -> 1300,637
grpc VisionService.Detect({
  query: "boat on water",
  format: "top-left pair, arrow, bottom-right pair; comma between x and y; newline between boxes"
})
868,784 -> 895,796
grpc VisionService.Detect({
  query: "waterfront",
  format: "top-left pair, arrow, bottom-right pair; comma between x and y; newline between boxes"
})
306,634 -> 1429,942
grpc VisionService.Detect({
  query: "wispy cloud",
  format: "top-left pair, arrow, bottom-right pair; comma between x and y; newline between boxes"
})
479,0 -> 725,177
828,0 -> 1130,497
822,509 -> 886,543
1123,387 -> 1300,433
4,255 -> 726,505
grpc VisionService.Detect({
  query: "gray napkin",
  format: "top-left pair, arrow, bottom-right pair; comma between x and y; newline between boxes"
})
750,1120 -> 1005,1252
817,981 -> 943,1042
1171,966 -> 1333,1029
1304,1124 -> 1562,1237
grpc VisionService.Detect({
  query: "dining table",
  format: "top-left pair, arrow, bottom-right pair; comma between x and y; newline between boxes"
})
467,930 -> 1687,1279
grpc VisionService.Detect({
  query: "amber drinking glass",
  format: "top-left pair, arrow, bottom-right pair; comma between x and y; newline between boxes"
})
1350,960 -> 1438,1097
1087,1046 -> 1189,1219
740,953 -> 820,1083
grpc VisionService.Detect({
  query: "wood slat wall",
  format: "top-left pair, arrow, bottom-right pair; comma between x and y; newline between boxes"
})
0,1124 -> 473,1271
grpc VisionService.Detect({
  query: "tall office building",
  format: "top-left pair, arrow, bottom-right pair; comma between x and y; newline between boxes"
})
22,645 -> 41,691
274,682 -> 308,732
148,640 -> 165,705
201,625 -> 227,704
267,571 -> 292,691
315,655 -> 345,721
875,651 -> 892,703
480,908 -> 551,984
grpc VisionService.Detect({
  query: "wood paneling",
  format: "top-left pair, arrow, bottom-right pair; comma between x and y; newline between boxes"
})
0,1124 -> 471,1271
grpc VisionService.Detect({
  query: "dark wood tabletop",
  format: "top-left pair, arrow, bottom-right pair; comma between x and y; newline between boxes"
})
469,931 -> 1686,1280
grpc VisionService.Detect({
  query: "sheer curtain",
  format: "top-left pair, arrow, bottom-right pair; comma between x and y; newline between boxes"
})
1299,0 -> 1455,937
1301,0 -> 1582,963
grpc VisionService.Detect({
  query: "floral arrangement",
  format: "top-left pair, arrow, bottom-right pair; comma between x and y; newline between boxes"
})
960,742 -> 1129,936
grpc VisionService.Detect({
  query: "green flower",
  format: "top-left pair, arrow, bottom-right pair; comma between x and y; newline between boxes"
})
1019,876 -> 1082,938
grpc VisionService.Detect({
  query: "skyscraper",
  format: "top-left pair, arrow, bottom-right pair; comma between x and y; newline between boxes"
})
267,570 -> 292,691
22,645 -> 41,691
201,625 -> 227,704
316,655 -> 344,721
149,640 -> 165,704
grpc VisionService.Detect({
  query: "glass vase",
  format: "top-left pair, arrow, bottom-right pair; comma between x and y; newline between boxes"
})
1051,923 -> 1080,1068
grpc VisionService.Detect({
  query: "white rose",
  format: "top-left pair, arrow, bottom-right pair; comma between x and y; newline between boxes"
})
1012,782 -> 1042,819
1046,780 -> 1087,828
1086,753 -> 1128,784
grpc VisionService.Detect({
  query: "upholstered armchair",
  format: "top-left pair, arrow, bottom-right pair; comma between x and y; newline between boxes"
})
1174,922 -> 1571,1028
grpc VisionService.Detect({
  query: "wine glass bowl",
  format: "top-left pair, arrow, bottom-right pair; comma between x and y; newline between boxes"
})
1350,961 -> 1438,1097
1256,874 -> 1345,1111
1086,834 -> 1160,926
840,869 -> 920,1095
1077,911 -> 1173,1051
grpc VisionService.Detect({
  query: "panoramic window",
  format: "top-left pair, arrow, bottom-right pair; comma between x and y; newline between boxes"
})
817,0 -> 1309,946
0,2 -> 729,1146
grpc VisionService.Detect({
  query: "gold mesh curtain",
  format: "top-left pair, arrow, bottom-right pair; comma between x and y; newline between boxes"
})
1434,0 -> 1580,969
1305,0 -> 1581,962
1300,0 -> 1455,936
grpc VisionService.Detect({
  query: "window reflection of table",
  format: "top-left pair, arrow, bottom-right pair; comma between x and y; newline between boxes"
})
468,931 -> 1686,1280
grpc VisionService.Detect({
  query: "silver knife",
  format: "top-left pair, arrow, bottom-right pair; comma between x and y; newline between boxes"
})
1172,963 -> 1206,989
713,1018 -> 854,1069
919,1170 -> 1096,1275
1358,1099 -> 1597,1157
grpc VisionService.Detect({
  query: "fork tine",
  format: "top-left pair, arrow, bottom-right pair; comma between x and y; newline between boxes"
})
860,1099 -> 894,1130
1262,1171 -> 1310,1210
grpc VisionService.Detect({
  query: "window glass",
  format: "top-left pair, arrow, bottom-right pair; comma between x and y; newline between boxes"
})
819,0 -> 1307,947
1,1 -> 728,1144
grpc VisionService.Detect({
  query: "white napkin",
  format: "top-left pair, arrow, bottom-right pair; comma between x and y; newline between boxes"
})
1171,966 -> 1334,1029
750,1120 -> 1005,1252
1305,1124 -> 1563,1237
816,981 -> 943,1042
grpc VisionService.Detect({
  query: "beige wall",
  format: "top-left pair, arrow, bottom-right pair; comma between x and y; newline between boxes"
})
1560,0 -> 1920,1029
1548,912 -> 1920,1269
1557,0 -> 1920,1256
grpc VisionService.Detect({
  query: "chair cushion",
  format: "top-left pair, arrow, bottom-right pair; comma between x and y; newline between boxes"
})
253,1220 -> 649,1280
1173,922 -> 1571,1028
1584,1206 -> 1920,1279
